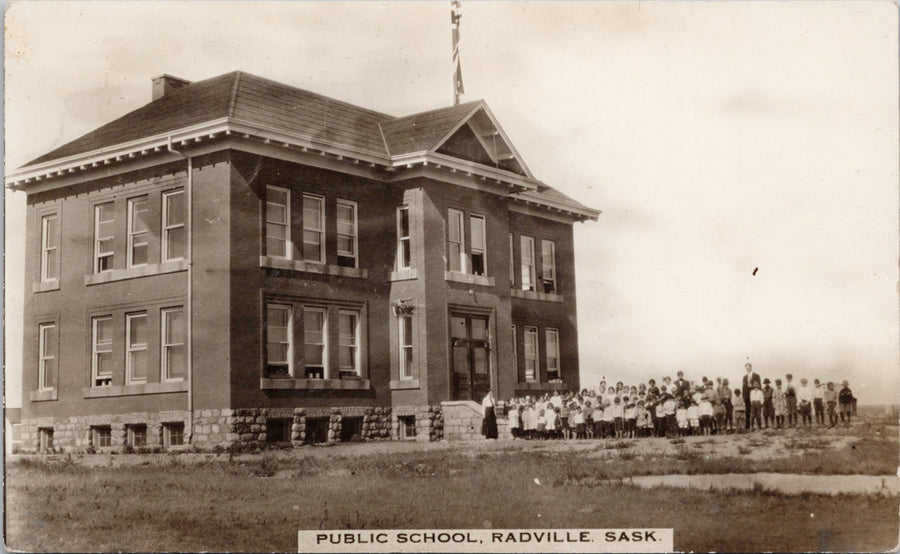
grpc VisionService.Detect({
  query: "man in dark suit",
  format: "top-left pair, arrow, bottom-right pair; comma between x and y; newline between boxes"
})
741,363 -> 761,429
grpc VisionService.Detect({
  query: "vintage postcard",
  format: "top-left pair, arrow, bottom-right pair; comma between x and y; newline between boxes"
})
4,2 -> 898,552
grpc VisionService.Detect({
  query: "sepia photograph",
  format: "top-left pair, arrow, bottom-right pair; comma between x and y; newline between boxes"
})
3,1 -> 898,552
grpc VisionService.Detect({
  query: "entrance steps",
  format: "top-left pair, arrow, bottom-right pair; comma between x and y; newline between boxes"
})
440,401 -> 512,440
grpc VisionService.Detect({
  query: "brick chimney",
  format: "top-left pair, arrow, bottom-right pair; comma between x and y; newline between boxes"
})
151,74 -> 191,101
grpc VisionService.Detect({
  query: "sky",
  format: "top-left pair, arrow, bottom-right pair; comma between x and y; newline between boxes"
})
4,1 -> 898,406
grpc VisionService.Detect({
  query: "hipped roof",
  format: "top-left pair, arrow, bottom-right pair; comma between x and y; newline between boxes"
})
24,71 -> 597,218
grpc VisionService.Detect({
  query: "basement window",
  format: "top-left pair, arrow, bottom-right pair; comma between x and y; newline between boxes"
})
126,424 -> 147,448
266,418 -> 292,443
39,428 -> 54,453
398,416 -> 416,440
92,425 -> 112,448
163,422 -> 184,448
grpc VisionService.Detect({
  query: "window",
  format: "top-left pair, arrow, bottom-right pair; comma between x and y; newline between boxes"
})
94,203 -> 115,273
266,418 -> 292,443
546,329 -> 560,381
40,214 -> 59,282
303,307 -> 327,378
470,215 -> 486,276
398,415 -> 416,440
127,196 -> 150,267
523,326 -> 538,382
520,236 -> 535,291
305,417 -> 329,444
163,422 -> 184,447
266,304 -> 292,377
92,316 -> 113,386
541,240 -> 557,293
162,190 -> 186,261
92,426 -> 112,448
162,307 -> 186,381
126,424 -> 147,447
399,314 -> 414,380
37,323 -> 56,391
338,310 -> 360,376
447,209 -> 465,272
508,233 -> 515,287
511,325 -> 517,373
302,194 -> 325,263
336,200 -> 358,268
266,186 -> 290,258
39,428 -> 54,453
397,206 -> 411,270
126,313 -> 149,384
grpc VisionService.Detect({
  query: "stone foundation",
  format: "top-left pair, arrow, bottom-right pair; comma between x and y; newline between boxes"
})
19,404 -> 443,453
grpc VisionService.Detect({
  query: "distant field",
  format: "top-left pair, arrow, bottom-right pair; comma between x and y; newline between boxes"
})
6,418 -> 898,553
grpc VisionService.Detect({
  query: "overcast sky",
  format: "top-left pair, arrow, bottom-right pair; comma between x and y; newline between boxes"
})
5,1 -> 898,407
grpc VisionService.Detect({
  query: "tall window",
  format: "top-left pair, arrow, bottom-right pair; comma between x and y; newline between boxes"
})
126,312 -> 149,384
336,200 -> 358,268
92,316 -> 113,386
162,307 -> 186,381
399,315 -> 413,380
38,323 -> 56,391
338,310 -> 360,375
545,329 -> 560,381
303,307 -> 326,378
447,209 -> 465,272
162,189 -> 186,261
302,194 -> 325,263
40,214 -> 59,282
520,236 -> 535,291
507,233 -> 515,287
541,240 -> 557,293
94,203 -> 115,273
470,215 -> 486,276
523,326 -> 538,382
397,206 -> 411,270
266,186 -> 290,258
266,304 -> 292,377
127,196 -> 150,267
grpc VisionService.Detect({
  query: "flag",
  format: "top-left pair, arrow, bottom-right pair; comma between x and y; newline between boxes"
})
451,1 -> 464,104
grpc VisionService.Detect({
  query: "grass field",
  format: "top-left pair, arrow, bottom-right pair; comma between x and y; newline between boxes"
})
6,419 -> 898,552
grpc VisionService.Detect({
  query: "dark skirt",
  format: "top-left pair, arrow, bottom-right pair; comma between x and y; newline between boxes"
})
482,406 -> 498,439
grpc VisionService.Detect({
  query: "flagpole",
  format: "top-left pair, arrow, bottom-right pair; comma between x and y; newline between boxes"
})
451,1 -> 464,106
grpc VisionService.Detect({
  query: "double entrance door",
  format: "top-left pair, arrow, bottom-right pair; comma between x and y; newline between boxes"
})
450,313 -> 490,401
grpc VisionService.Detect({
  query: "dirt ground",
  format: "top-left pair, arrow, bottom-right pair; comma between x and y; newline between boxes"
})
5,418 -> 898,553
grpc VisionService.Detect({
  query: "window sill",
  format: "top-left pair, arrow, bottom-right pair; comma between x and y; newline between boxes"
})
30,389 -> 58,402
85,260 -> 188,286
390,268 -> 418,281
32,280 -> 60,293
260,256 -> 368,279
260,378 -> 371,390
390,379 -> 420,390
510,289 -> 564,302
516,382 -> 567,391
83,381 -> 188,398
444,271 -> 495,287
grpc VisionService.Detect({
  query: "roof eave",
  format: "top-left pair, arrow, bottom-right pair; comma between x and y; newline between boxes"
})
6,118 -> 395,190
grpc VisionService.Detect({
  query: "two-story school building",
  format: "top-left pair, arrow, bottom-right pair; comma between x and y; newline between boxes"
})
9,72 -> 599,452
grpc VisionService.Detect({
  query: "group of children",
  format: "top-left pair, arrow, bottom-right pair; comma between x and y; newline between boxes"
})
503,374 -> 857,440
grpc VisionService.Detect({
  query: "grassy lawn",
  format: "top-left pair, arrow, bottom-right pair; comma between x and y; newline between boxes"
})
6,433 -> 899,553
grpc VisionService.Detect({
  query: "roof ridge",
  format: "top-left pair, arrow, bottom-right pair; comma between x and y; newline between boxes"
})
384,100 -> 482,127
226,71 -> 242,118
233,70 -> 396,120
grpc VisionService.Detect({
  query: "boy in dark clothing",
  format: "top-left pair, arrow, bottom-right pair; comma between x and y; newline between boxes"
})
838,380 -> 855,427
